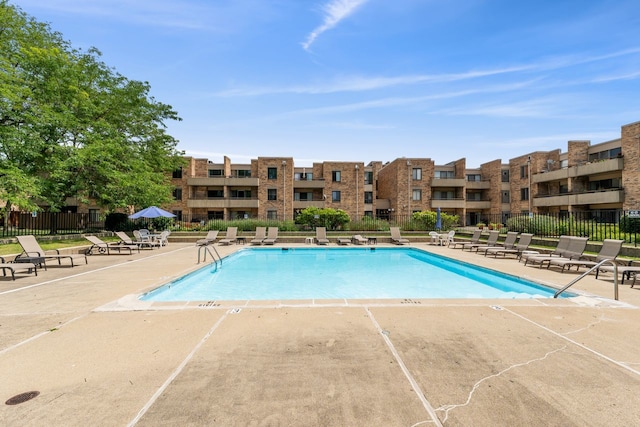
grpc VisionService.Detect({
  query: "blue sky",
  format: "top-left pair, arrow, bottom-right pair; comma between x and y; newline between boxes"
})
15,0 -> 640,167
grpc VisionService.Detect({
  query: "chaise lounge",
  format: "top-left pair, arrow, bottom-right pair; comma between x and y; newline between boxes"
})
16,235 -> 88,267
84,235 -> 139,255
263,227 -> 279,245
390,227 -> 409,245
219,227 -> 238,246
315,227 -> 330,245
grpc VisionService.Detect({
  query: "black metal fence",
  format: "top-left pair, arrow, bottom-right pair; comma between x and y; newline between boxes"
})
2,210 -> 640,245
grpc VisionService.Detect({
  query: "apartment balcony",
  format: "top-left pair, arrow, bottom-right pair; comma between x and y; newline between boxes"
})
293,200 -> 325,209
293,179 -> 325,189
431,198 -> 466,209
187,177 -> 259,187
466,200 -> 492,209
431,178 -> 466,187
187,197 -> 259,209
465,180 -> 491,189
533,188 -> 624,207
533,157 -> 623,183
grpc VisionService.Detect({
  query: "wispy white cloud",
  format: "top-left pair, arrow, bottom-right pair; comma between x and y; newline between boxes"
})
215,66 -> 534,97
301,0 -> 369,51
277,80 -> 538,117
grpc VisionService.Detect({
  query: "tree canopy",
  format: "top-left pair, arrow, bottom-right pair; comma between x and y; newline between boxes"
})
0,1 -> 185,214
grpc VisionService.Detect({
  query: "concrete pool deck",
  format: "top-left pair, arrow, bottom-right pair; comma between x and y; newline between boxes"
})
1,242 -> 639,426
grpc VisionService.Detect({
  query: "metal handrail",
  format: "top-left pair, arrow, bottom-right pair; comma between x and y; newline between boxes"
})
198,244 -> 222,267
554,259 -> 618,300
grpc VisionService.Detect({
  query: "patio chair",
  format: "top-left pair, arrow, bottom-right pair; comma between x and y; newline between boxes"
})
390,227 -> 409,245
133,230 -> 161,249
15,235 -> 87,267
315,227 -> 330,245
449,229 -> 482,250
154,230 -> 170,246
250,227 -> 267,245
547,239 -> 623,273
521,235 -> 572,265
485,233 -> 534,258
337,237 -> 351,245
441,230 -> 456,246
0,256 -> 38,280
466,230 -> 499,252
195,230 -> 219,246
476,231 -> 517,255
219,227 -> 238,246
352,235 -> 368,245
595,264 -> 640,285
263,227 -> 279,245
84,235 -> 139,255
428,231 -> 440,245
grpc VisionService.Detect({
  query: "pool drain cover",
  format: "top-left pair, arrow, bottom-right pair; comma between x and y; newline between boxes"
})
5,391 -> 40,405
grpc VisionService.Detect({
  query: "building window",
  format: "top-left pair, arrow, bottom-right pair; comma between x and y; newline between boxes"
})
332,171 -> 341,182
268,167 -> 277,179
520,165 -> 529,178
230,190 -> 251,198
502,191 -> 510,203
267,210 -> 278,220
433,190 -> 454,200
208,169 -> 223,177
268,189 -> 277,200
173,188 -> 182,201
364,191 -> 373,204
364,171 -> 373,185
501,170 -> 510,182
435,170 -> 455,179
207,189 -> 223,198
233,169 -> 251,178
466,174 -> 481,182
332,191 -> 341,202
412,189 -> 421,201
412,168 -> 422,180
172,168 -> 183,179
521,187 -> 529,201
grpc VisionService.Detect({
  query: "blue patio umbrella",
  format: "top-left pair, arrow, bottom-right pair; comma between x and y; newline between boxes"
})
128,206 -> 176,219
435,207 -> 442,230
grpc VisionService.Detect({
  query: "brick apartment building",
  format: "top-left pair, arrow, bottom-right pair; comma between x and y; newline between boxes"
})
163,120 -> 640,226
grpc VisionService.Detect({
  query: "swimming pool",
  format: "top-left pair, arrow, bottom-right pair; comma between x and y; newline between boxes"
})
141,247 -> 569,302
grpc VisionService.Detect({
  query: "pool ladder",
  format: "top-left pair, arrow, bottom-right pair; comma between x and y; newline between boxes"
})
554,259 -> 619,300
197,244 -> 222,268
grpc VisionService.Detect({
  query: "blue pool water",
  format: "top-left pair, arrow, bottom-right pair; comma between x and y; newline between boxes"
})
141,248 -> 568,302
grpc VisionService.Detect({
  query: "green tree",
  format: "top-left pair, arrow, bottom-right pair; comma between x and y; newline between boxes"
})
295,207 -> 350,230
0,2 -> 185,219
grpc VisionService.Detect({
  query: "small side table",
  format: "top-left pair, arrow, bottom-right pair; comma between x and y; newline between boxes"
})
305,237 -> 315,245
236,237 -> 246,245
367,237 -> 377,245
